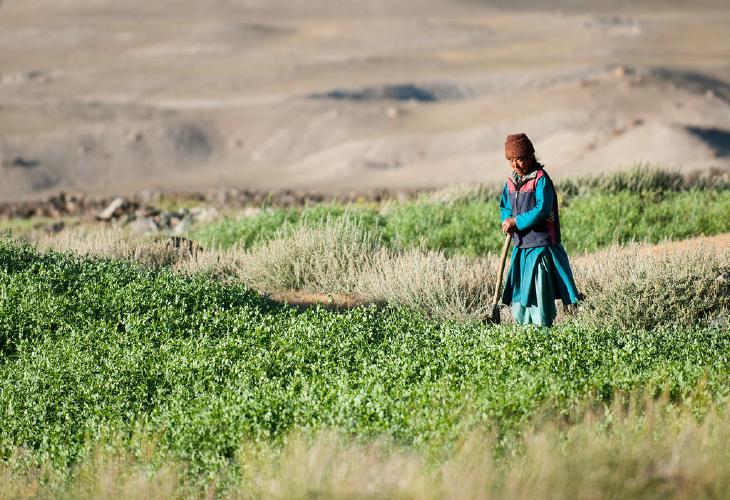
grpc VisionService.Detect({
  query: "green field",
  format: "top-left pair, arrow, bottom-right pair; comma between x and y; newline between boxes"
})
1,237 -> 729,496
197,191 -> 730,255
1,168 -> 730,498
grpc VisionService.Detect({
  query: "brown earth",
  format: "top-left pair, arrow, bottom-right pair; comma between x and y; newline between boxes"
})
263,290 -> 371,311
637,232 -> 730,256
1,0 -> 729,201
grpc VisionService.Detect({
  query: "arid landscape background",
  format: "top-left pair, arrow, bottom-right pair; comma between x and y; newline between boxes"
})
1,0 -> 729,200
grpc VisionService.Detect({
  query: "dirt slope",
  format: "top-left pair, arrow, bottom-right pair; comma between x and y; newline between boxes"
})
1,0 -> 729,200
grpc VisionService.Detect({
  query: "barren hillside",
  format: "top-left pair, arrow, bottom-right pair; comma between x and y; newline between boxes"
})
1,0 -> 729,200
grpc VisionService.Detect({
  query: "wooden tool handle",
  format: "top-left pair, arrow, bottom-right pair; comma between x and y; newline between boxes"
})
491,233 -> 513,305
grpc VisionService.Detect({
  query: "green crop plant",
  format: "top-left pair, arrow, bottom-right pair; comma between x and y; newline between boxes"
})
190,204 -> 386,250
189,168 -> 730,257
3,401 -> 730,498
1,238 -> 728,482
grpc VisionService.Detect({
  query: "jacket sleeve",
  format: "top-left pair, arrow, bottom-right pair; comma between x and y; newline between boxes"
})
515,176 -> 553,231
499,183 -> 512,222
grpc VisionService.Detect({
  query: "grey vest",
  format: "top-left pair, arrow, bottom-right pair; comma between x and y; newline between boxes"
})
506,168 -> 561,248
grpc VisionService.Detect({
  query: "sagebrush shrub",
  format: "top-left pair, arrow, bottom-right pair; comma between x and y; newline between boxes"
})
574,246 -> 730,330
358,249 -> 499,322
34,225 -> 730,328
39,228 -> 194,268
236,217 -> 380,293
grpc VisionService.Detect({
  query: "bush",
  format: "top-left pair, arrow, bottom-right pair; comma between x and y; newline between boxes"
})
39,228 -> 195,268
574,246 -> 730,330
358,249 -> 499,322
28,216 -> 730,329
236,217 -> 380,293
187,170 -> 730,257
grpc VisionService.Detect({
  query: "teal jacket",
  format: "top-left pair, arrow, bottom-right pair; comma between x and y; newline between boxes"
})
499,172 -> 580,307
500,172 -> 553,233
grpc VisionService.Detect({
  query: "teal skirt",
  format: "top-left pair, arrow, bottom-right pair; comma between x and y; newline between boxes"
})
500,244 -> 579,327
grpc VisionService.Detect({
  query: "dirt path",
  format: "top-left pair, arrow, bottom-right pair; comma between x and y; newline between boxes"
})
638,233 -> 730,255
263,290 -> 371,311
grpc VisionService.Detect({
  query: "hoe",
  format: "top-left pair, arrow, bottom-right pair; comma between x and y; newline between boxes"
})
488,233 -> 513,324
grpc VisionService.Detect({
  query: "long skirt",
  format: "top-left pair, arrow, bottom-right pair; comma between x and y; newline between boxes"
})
500,244 -> 580,327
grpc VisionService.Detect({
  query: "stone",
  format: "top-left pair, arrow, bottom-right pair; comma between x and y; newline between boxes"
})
129,216 -> 159,235
172,216 -> 195,235
44,221 -> 65,234
189,206 -> 219,224
135,206 -> 160,218
158,211 -> 173,227
97,197 -> 126,220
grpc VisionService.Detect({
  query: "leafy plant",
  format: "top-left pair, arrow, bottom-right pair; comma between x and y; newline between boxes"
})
1,239 -> 728,480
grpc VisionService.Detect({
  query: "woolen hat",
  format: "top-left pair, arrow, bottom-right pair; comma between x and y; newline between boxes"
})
504,133 -> 535,159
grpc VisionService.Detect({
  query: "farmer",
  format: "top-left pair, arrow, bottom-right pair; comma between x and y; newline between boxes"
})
499,133 -> 580,327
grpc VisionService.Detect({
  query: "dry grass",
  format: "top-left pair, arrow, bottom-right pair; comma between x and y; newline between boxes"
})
572,243 -> 730,329
36,227 -> 195,269
32,224 -> 730,327
0,452 -> 182,500
2,399 -> 729,499
358,248 -> 500,322
233,218 -> 379,294
492,398 -> 730,500
46,221 -> 497,322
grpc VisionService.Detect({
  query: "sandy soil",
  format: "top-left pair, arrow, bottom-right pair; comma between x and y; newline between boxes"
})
1,0 -> 729,200
636,232 -> 730,256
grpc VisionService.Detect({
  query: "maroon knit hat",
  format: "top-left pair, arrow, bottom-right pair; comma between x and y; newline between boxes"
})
504,133 -> 535,159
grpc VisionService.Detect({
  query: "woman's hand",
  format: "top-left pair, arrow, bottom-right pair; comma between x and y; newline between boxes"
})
501,217 -> 517,234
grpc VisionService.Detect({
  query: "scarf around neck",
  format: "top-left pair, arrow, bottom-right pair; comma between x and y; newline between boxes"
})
510,166 -> 542,189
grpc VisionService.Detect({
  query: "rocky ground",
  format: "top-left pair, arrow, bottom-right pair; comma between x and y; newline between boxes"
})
0,186 -> 420,237
0,187 -> 419,218
1,0 -> 729,200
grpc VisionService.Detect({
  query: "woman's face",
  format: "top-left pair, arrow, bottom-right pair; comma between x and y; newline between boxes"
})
508,155 -> 533,176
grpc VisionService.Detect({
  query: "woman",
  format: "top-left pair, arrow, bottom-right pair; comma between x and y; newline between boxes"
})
499,133 -> 580,327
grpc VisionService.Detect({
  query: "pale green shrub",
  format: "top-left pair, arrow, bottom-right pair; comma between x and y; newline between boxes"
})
31,219 -> 730,328
574,245 -> 730,330
39,228 -> 195,268
358,249 -> 499,322
236,217 -> 380,293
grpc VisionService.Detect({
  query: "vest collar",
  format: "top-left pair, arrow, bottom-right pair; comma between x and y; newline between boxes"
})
509,167 -> 541,188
